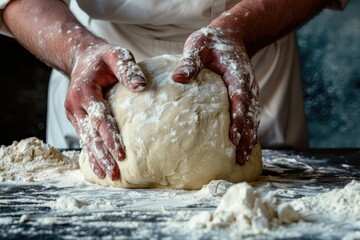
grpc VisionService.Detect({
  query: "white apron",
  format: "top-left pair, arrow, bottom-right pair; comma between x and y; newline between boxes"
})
46,0 -> 308,149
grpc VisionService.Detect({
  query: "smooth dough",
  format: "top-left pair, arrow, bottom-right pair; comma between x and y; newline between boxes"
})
79,55 -> 262,190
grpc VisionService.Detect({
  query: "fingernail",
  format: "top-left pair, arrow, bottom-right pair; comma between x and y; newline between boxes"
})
174,65 -> 195,77
230,128 -> 241,146
118,147 -> 126,161
114,135 -> 126,161
237,152 -> 246,165
93,166 -> 105,179
130,76 -> 146,91
108,166 -> 120,181
173,65 -> 196,79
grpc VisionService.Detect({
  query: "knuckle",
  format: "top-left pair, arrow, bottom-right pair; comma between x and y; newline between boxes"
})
91,117 -> 104,132
65,110 -> 74,123
114,47 -> 134,61
64,99 -> 74,113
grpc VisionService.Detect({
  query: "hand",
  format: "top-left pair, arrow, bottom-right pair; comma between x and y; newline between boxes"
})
172,27 -> 261,165
65,40 -> 147,180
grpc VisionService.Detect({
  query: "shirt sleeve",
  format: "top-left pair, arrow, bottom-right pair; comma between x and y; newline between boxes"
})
0,0 -> 12,37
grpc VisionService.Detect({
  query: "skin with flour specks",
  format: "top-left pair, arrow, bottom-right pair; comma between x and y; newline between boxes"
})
3,0 -> 327,181
79,55 -> 263,190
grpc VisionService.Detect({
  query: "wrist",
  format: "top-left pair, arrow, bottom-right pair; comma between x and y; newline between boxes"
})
207,19 -> 248,55
210,0 -> 328,57
61,24 -> 107,76
208,7 -> 253,56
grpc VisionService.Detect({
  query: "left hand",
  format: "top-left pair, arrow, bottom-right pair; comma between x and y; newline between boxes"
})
65,41 -> 147,180
172,27 -> 261,165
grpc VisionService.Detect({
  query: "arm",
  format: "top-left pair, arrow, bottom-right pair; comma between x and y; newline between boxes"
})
172,0 -> 328,164
3,0 -> 86,74
210,0 -> 328,57
3,0 -> 147,180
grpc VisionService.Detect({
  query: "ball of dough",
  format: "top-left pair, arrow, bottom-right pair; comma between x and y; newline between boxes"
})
79,55 -> 262,190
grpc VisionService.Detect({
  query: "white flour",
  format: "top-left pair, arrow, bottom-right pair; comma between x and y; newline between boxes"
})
189,182 -> 300,234
189,180 -> 360,238
0,137 -> 79,183
0,137 -> 359,239
291,180 -> 360,223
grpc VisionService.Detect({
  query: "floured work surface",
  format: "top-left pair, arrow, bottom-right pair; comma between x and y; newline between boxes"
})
1,139 -> 360,239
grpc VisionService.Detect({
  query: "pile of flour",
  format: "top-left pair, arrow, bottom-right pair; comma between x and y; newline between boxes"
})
0,137 -> 78,182
1,137 -> 360,239
291,180 -> 360,223
189,182 -> 300,233
190,180 -> 360,238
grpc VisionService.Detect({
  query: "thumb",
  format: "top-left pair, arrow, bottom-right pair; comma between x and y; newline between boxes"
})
103,47 -> 147,92
172,52 -> 202,83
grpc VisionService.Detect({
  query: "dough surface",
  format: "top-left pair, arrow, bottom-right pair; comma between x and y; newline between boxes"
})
79,55 -> 262,190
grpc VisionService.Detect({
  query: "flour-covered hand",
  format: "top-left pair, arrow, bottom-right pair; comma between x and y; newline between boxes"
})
65,41 -> 147,180
172,27 -> 260,165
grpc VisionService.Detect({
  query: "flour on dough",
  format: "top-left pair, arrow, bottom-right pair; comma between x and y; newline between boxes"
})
79,54 -> 262,190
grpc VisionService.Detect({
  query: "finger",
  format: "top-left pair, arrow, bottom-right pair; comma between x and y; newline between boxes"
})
222,67 -> 250,146
172,52 -> 201,83
83,144 -> 106,179
66,106 -> 107,179
103,47 -> 147,92
65,108 -> 80,133
236,81 -> 261,165
236,116 -> 259,165
72,99 -> 121,181
90,137 -> 120,181
78,115 -> 121,181
173,28 -> 223,83
76,80 -> 126,162
85,100 -> 122,180
87,101 -> 126,162
235,118 -> 255,165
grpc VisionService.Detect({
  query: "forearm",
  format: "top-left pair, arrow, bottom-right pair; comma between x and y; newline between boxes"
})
210,0 -> 327,56
3,0 -> 103,75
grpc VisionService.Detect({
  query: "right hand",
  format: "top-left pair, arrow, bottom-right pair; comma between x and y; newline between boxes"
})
65,40 -> 147,180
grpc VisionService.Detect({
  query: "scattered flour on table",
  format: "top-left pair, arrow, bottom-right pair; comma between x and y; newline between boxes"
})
46,195 -> 123,212
0,137 -> 79,183
46,196 -> 91,211
1,137 -> 360,239
291,179 -> 360,223
189,182 -> 300,234
189,180 -> 360,238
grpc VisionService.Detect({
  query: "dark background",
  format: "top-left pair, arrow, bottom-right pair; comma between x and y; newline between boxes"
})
0,2 -> 359,148
297,2 -> 360,148
0,36 -> 50,146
